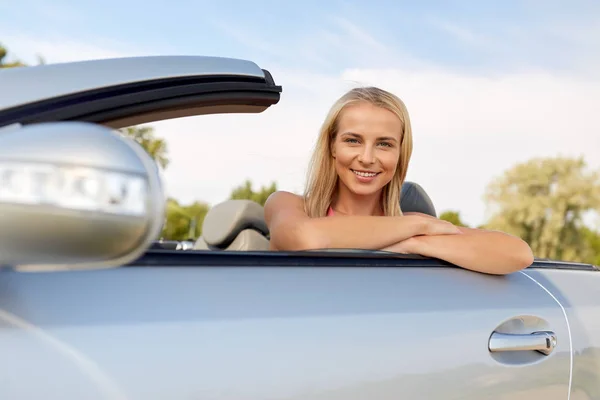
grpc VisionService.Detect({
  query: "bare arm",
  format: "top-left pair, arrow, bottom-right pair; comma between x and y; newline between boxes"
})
383,213 -> 534,275
264,192 -> 461,251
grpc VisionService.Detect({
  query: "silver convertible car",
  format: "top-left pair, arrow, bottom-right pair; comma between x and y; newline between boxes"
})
0,56 -> 598,400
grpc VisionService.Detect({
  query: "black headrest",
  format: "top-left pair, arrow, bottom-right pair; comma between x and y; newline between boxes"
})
400,181 -> 437,217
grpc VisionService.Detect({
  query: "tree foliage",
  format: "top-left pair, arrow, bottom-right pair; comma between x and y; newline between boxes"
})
484,156 -> 600,262
582,226 -> 600,266
119,126 -> 170,169
162,198 -> 210,241
229,179 -> 277,206
0,44 -> 26,68
439,211 -> 469,227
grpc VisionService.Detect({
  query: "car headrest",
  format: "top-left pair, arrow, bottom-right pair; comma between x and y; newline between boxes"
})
202,200 -> 269,248
400,181 -> 437,217
193,236 -> 211,250
224,229 -> 270,251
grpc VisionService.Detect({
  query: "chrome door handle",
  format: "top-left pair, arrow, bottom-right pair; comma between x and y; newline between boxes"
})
488,331 -> 557,355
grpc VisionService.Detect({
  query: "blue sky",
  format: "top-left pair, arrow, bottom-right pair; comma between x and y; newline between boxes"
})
2,1 -> 599,226
3,0 -> 599,77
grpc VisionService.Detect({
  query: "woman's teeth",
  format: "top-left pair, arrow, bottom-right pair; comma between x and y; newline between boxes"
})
353,170 -> 378,177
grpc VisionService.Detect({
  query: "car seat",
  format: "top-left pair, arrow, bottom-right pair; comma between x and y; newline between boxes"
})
193,199 -> 270,251
400,181 -> 437,217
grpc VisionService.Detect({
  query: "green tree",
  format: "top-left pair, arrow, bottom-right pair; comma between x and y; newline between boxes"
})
582,227 -> 600,266
119,126 -> 170,169
0,44 -> 26,68
483,156 -> 600,263
439,210 -> 469,227
229,179 -> 277,206
161,198 -> 210,241
1,43 -> 47,68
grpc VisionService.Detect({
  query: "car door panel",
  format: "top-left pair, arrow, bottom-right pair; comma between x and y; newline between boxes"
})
0,262 -> 571,399
522,267 -> 600,400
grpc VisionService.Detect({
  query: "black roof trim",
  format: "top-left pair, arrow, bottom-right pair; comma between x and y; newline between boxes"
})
0,75 -> 282,127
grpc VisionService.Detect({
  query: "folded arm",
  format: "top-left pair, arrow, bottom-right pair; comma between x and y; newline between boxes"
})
264,192 -> 461,251
383,214 -> 534,275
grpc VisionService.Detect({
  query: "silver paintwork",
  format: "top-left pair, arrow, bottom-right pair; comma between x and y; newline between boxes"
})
0,56 -> 267,111
0,122 -> 165,271
0,266 -> 592,399
1,55 -> 599,399
522,269 -> 600,399
0,122 -> 148,173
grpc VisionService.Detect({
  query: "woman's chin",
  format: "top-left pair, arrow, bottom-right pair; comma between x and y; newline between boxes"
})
337,172 -> 389,197
346,184 -> 385,197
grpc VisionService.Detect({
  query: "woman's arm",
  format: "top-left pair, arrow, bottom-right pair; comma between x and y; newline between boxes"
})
383,216 -> 534,275
264,191 -> 462,251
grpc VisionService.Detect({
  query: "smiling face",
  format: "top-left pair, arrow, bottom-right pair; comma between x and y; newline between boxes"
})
331,101 -> 403,198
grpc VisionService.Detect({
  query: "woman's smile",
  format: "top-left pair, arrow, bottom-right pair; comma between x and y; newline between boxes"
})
351,169 -> 381,183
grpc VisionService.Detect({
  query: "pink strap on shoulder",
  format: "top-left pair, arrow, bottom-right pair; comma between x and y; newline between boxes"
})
327,206 -> 335,216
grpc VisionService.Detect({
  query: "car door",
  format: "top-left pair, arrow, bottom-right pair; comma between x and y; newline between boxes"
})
1,253 -> 572,399
117,253 -> 572,400
523,262 -> 600,399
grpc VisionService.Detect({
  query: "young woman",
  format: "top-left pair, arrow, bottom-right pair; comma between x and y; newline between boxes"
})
264,87 -> 534,275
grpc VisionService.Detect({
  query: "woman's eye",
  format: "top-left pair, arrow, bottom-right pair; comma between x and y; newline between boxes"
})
345,138 -> 359,143
378,142 -> 393,147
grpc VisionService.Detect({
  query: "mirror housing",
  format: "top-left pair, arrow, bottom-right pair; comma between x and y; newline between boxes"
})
0,122 -> 165,271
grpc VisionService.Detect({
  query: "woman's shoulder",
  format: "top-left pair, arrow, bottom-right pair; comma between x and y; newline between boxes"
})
266,190 -> 304,204
264,191 -> 309,226
264,191 -> 306,213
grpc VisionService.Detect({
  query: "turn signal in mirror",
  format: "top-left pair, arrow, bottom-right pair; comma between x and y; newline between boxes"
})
0,122 -> 166,271
0,162 -> 148,216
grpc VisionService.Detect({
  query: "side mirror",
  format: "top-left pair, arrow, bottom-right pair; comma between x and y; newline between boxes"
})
0,122 -> 165,271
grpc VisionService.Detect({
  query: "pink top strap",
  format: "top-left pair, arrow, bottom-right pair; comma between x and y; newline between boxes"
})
327,206 -> 335,216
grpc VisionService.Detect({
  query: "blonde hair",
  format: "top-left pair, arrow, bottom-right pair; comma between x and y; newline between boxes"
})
303,86 -> 413,218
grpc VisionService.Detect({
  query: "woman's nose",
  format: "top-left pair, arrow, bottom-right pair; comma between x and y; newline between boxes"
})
358,145 -> 375,164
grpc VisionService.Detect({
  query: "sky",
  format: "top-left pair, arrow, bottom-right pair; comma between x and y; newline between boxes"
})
2,0 -> 600,226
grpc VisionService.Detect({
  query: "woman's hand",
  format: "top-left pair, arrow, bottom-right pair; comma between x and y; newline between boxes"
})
382,214 -> 462,254
387,212 -> 534,274
386,226 -> 534,275
404,213 -> 463,236
381,237 -> 422,254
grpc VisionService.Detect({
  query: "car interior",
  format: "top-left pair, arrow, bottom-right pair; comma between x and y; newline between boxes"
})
180,181 -> 437,252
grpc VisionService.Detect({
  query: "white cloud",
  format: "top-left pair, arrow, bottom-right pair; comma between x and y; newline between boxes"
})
424,11 -> 600,79
331,16 -> 388,53
2,34 -> 147,65
426,17 -> 490,48
209,20 -> 278,58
